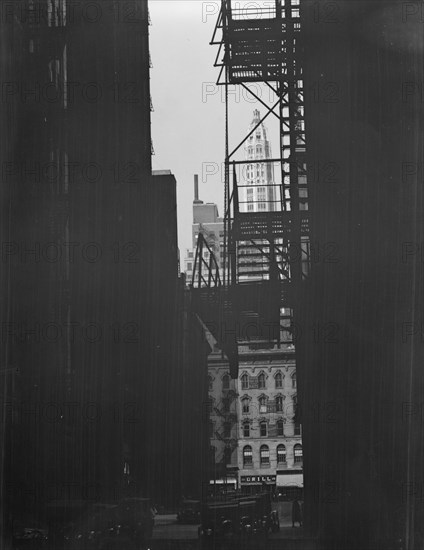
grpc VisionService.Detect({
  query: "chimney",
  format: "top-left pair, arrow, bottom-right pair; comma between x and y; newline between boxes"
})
194,174 -> 202,204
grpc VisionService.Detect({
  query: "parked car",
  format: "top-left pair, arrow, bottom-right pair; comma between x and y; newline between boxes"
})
13,527 -> 48,549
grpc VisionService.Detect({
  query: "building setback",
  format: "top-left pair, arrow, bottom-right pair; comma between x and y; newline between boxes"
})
184,175 -> 224,284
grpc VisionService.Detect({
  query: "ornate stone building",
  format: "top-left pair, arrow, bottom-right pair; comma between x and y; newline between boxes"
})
207,341 -> 303,497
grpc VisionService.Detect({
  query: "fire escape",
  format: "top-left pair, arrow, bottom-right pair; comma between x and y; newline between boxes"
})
191,0 -> 309,381
213,387 -> 238,479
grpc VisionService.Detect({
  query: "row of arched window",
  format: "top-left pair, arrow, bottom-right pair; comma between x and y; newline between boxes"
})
242,395 -> 295,414
208,372 -> 296,391
241,372 -> 296,390
242,444 -> 302,467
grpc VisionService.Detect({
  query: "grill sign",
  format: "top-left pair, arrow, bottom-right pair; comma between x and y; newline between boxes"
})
241,475 -> 276,483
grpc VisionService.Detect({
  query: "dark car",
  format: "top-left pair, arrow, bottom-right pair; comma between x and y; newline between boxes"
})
59,498 -> 154,550
177,500 -> 201,524
13,527 -> 48,549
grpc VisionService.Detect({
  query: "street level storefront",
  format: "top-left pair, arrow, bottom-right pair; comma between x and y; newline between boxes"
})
240,475 -> 276,495
208,477 -> 237,497
276,470 -> 303,500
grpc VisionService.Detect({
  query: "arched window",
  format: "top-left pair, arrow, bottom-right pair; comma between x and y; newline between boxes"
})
277,444 -> 286,464
259,396 -> 267,413
277,420 -> 284,436
258,373 -> 266,389
243,422 -> 250,437
276,396 -> 283,412
260,421 -> 267,437
275,372 -> 283,388
294,444 -> 303,463
243,445 -> 253,467
241,374 -> 249,390
242,397 -> 250,414
223,374 -> 230,390
292,372 -> 297,389
260,445 -> 270,465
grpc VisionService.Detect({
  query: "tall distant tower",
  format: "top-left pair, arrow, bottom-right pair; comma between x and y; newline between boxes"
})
241,109 -> 276,213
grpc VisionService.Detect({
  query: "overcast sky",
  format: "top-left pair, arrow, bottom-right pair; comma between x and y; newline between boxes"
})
149,1 -> 280,256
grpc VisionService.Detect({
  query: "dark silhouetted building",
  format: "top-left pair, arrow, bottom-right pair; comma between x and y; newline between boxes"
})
0,1 -> 208,543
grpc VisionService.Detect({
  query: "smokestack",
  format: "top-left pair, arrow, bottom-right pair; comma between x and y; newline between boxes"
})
193,174 -> 202,204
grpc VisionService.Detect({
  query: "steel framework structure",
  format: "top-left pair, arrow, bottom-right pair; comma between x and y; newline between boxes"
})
192,0 -> 310,378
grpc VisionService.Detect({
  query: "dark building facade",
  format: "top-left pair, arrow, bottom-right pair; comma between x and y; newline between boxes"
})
0,0 -> 208,542
299,2 -> 424,549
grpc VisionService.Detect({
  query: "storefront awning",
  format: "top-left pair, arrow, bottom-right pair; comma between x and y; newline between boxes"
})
209,477 -> 237,485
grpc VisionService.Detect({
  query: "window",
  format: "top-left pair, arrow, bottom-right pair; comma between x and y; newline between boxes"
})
241,374 -> 248,390
242,398 -> 250,414
188,251 -> 193,258
209,421 -> 214,439
222,398 -> 230,413
294,444 -> 303,463
243,423 -> 250,437
277,420 -> 284,436
260,445 -> 270,465
47,0 -> 66,27
260,421 -> 267,437
208,376 -> 213,390
258,373 -> 265,389
247,204 -> 254,211
277,445 -> 286,464
294,422 -> 302,436
222,374 -> 230,390
292,373 -> 297,389
223,422 -> 231,438
243,445 -> 253,467
224,447 -> 231,465
276,396 -> 283,412
187,262 -> 192,271
259,397 -> 267,414
275,373 -> 283,389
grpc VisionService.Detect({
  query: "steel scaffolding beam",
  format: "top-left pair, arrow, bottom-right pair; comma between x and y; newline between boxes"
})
191,0 -> 309,377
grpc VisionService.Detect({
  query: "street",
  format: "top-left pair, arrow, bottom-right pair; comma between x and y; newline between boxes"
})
152,502 -> 303,540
